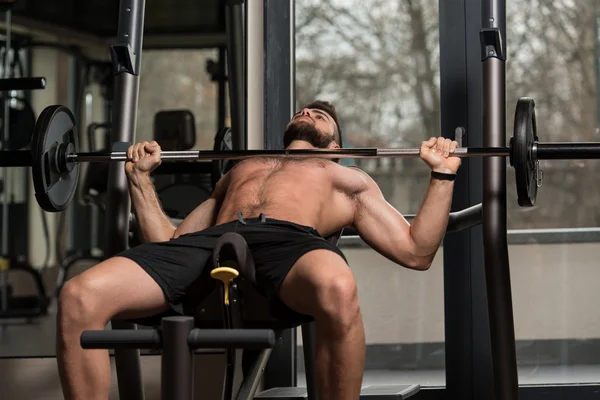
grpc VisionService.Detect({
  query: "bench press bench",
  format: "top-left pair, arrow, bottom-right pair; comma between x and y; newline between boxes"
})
82,204 -> 482,399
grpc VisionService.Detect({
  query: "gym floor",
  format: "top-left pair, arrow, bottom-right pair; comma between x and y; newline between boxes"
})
1,302 -> 598,390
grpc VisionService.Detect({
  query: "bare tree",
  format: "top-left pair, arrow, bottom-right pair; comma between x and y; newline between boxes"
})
505,0 -> 599,228
296,0 -> 600,228
296,0 -> 439,147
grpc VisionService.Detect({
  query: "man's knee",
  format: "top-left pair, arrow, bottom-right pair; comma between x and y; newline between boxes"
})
58,276 -> 105,328
314,272 -> 361,331
281,250 -> 361,333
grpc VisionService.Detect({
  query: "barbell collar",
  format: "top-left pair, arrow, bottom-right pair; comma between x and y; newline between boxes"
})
536,142 -> 600,160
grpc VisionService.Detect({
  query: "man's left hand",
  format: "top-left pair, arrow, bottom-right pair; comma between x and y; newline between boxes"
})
420,137 -> 461,174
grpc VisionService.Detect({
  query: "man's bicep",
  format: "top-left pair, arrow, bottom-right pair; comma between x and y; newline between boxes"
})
173,173 -> 229,238
173,197 -> 218,237
352,184 -> 422,269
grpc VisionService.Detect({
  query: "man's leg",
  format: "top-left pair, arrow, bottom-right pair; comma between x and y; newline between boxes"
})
56,256 -> 169,400
279,250 -> 365,400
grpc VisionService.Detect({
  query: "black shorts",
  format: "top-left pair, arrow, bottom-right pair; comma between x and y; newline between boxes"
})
117,216 -> 347,317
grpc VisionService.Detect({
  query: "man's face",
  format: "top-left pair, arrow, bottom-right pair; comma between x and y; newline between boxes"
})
283,107 -> 339,149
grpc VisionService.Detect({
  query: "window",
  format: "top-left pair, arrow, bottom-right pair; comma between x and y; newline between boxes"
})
506,0 -> 600,384
136,49 -> 223,150
295,0 -> 444,387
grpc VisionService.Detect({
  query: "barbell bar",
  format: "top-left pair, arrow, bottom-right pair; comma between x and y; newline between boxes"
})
4,142 -> 600,166
67,142 -> 600,162
1,97 -> 598,213
71,147 -> 510,162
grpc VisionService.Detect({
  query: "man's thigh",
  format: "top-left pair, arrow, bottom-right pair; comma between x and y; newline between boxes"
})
277,249 -> 355,317
62,256 -> 169,322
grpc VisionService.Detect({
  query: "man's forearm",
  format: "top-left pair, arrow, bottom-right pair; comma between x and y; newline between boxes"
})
409,177 -> 455,258
128,174 -> 176,242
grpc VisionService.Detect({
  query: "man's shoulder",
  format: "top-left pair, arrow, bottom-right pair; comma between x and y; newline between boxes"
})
331,163 -> 377,192
340,163 -> 370,178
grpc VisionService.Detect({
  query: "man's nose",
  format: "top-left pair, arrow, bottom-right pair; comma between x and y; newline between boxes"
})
300,108 -> 311,116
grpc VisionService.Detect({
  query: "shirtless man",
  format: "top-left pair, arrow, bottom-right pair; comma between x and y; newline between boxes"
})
56,100 -> 460,400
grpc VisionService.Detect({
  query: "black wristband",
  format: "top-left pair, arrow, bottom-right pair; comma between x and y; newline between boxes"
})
431,171 -> 456,181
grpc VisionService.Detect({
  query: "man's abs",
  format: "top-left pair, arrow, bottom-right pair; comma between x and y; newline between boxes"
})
215,158 -> 357,236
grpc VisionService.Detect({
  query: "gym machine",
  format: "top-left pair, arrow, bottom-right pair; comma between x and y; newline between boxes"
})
0,0 -> 50,320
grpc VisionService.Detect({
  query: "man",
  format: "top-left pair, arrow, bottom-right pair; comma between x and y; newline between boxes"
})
56,100 -> 460,400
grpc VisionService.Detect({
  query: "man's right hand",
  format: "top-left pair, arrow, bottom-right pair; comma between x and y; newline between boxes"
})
125,140 -> 162,177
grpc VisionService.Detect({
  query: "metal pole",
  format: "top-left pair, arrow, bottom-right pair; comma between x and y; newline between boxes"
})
1,7 -> 12,314
161,317 -> 195,400
217,46 -> 227,133
0,77 -> 46,91
535,142 -> 600,159
225,0 -> 246,151
105,1 -> 146,399
70,146 -> 510,162
246,0 -> 264,151
596,0 -> 600,132
481,1 -> 519,399
262,0 -> 297,389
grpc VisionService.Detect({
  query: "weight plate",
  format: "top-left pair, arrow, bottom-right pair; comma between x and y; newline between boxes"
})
211,127 -> 234,189
31,105 -> 79,212
510,97 -> 538,207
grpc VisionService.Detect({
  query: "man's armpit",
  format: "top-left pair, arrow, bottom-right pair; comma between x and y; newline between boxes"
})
337,165 -> 375,200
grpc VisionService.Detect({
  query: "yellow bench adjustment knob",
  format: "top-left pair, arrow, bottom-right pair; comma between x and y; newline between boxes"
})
210,267 -> 239,306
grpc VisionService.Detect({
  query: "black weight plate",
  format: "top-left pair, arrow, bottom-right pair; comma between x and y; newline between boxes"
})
510,97 -> 538,207
211,127 -> 234,189
0,96 -> 36,150
31,105 -> 79,212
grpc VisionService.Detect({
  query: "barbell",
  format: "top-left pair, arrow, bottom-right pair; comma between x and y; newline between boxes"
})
1,97 -> 598,213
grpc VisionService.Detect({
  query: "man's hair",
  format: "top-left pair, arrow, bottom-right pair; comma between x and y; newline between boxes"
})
302,100 -> 343,147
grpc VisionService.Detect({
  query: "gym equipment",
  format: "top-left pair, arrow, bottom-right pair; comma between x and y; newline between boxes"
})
0,77 -> 46,91
0,96 -> 36,150
30,105 -> 80,212
82,316 -> 276,400
152,109 -> 213,218
122,206 -> 480,400
85,222 -> 485,400
211,126 -> 235,189
510,97 -> 538,207
4,96 -> 600,213
153,110 -> 196,151
481,9 -> 518,399
1,18 -> 46,151
0,1 -> 51,321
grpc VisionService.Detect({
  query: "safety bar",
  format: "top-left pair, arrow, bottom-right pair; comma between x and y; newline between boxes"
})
81,327 -> 276,350
81,317 -> 276,400
128,203 -> 483,237
0,77 -> 47,91
446,203 -> 483,232
342,203 -> 483,237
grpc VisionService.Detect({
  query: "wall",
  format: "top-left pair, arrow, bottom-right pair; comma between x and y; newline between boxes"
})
336,241 -> 600,345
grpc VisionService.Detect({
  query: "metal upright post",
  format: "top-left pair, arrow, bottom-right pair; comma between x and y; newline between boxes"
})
105,1 -> 147,399
596,0 -> 600,130
217,46 -> 227,132
262,0 -> 297,389
1,6 -> 11,315
225,0 -> 246,151
161,317 -> 195,400
481,1 -> 519,399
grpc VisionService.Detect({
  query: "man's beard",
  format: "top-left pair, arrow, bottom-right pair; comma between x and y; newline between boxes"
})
283,121 -> 335,148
